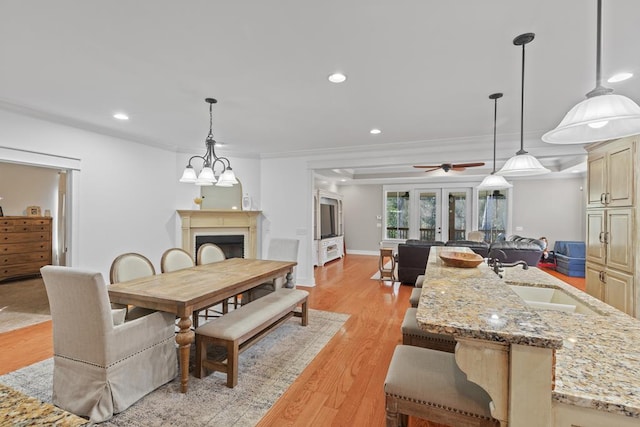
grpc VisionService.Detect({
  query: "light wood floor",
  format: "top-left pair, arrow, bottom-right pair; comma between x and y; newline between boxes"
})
0,255 -> 585,426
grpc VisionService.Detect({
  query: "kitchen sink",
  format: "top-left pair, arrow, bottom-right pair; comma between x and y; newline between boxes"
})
507,284 -> 601,316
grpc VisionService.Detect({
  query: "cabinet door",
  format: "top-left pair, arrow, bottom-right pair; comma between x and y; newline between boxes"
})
586,210 -> 606,264
606,208 -> 634,273
585,262 -> 604,301
587,151 -> 606,208
604,268 -> 634,315
606,139 -> 634,207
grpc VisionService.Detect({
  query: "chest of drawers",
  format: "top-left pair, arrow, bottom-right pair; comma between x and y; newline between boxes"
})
0,216 -> 53,281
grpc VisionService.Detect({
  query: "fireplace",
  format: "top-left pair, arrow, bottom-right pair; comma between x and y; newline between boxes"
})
195,234 -> 245,259
177,210 -> 261,259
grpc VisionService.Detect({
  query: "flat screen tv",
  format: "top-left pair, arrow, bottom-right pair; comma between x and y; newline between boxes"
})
320,204 -> 336,238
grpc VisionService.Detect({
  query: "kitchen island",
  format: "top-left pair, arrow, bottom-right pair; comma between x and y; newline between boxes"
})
415,246 -> 640,427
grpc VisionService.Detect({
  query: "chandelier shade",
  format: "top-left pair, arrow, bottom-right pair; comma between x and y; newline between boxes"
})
179,98 -> 239,187
478,93 -> 513,190
542,0 -> 640,144
497,33 -> 550,177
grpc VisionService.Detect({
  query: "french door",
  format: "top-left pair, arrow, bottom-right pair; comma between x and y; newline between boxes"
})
414,188 -> 471,242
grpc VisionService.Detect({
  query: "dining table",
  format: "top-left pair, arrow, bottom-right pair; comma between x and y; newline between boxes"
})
107,257 -> 297,393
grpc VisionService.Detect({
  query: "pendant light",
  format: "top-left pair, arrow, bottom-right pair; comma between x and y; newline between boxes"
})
497,33 -> 550,177
542,0 -> 640,144
478,93 -> 513,189
179,98 -> 239,187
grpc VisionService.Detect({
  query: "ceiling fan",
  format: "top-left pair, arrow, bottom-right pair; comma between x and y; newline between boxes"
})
413,162 -> 485,173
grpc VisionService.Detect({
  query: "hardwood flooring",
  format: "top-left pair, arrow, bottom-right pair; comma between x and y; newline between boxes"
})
0,255 -> 585,426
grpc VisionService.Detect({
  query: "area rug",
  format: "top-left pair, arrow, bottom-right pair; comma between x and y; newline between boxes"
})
0,309 -> 349,426
0,278 -> 50,334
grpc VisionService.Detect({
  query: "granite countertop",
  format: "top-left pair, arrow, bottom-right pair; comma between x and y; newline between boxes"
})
415,246 -> 640,419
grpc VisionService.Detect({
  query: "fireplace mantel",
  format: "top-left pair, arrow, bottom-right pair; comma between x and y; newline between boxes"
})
177,210 -> 261,259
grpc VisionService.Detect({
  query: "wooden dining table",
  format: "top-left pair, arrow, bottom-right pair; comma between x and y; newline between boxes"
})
107,257 -> 297,393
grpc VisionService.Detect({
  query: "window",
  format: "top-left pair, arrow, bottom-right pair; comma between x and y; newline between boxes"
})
477,190 -> 508,243
385,191 -> 410,239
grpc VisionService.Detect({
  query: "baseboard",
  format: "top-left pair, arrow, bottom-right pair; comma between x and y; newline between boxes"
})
345,249 -> 378,256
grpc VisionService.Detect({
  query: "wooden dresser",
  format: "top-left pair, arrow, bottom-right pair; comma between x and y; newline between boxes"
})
0,216 -> 53,282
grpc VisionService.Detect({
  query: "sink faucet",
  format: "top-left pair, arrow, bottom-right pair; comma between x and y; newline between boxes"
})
487,249 -> 528,278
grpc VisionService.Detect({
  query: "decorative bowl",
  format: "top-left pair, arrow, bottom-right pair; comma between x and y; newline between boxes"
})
439,251 -> 484,268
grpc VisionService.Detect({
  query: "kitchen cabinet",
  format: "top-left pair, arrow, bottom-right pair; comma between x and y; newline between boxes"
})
585,136 -> 637,317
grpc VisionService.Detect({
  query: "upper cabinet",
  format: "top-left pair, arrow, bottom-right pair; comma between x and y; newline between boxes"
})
586,138 -> 634,208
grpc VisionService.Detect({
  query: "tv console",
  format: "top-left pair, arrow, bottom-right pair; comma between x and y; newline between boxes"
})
315,235 -> 344,266
313,189 -> 344,267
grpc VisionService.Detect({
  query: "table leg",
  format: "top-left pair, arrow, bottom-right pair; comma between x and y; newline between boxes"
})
284,271 -> 294,288
175,315 -> 195,393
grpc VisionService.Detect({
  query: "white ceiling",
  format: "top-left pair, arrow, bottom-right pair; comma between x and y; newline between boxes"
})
1,0 -> 638,183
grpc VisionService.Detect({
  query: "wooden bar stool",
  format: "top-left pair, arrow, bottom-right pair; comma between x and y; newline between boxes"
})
384,345 -> 499,427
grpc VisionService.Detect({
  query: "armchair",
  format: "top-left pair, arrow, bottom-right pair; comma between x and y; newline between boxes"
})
40,266 -> 177,423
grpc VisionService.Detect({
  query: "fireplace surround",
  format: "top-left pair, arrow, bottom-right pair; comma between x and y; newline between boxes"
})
177,210 -> 260,259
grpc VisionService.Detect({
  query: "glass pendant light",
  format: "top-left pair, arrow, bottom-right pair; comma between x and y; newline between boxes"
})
542,0 -> 640,144
497,33 -> 550,177
478,93 -> 513,189
179,98 -> 239,186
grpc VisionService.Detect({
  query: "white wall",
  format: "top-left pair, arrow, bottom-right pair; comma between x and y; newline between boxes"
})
260,156 -> 314,286
0,109 -> 260,279
511,177 -> 586,248
0,162 -> 59,217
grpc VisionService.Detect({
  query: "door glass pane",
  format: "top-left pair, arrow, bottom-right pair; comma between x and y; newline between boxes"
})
385,191 -> 410,239
419,192 -> 437,241
478,190 -> 508,243
448,192 -> 467,241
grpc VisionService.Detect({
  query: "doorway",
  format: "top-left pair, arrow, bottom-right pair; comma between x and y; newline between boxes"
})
415,188 -> 471,242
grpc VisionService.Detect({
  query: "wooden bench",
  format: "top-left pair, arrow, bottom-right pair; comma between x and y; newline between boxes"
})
385,345 -> 499,427
194,288 -> 309,387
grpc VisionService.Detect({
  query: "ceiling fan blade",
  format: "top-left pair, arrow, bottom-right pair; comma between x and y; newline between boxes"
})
422,167 -> 442,173
451,167 -> 467,171
413,165 -> 441,169
452,162 -> 485,168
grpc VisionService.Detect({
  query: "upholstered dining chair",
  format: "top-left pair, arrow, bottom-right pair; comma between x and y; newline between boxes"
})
160,247 -> 195,273
468,230 -> 485,242
195,243 -> 234,321
40,266 -> 177,423
244,238 -> 299,304
109,252 -> 157,319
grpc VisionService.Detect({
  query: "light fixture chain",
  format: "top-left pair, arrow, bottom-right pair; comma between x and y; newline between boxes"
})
493,97 -> 498,173
595,0 -> 602,88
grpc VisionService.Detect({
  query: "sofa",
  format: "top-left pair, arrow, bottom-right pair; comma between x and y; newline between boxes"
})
397,240 -> 445,285
488,235 -> 545,267
553,241 -> 586,277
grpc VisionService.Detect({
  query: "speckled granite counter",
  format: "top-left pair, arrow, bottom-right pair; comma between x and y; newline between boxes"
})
415,246 -> 640,420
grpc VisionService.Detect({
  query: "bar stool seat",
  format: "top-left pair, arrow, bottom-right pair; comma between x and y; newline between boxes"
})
384,345 -> 499,427
401,308 -> 456,353
414,274 -> 425,288
409,287 -> 421,308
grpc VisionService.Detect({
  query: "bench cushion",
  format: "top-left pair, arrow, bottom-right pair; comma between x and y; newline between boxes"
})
196,288 -> 308,341
385,345 -> 494,419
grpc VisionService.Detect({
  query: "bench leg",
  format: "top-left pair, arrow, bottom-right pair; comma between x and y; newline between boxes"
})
301,300 -> 308,326
222,299 -> 229,314
226,340 -> 240,388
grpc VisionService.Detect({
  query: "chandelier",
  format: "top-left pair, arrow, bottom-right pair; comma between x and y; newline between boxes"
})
179,98 -> 238,186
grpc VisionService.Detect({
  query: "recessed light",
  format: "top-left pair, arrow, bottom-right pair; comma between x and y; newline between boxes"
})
113,113 -> 129,120
340,178 -> 347,182
328,73 -> 347,83
571,169 -> 580,173
370,128 -> 381,135
607,72 -> 633,83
